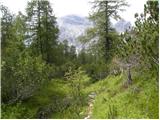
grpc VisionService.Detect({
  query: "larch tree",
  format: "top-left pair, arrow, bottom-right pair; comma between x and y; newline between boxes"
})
26,0 -> 59,64
89,0 -> 128,61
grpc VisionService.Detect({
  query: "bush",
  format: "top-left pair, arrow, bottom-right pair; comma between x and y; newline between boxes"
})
64,67 -> 89,118
84,62 -> 109,82
1,51 -> 50,103
1,102 -> 33,119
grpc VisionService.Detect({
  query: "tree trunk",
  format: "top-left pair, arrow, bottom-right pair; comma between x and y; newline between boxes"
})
127,66 -> 132,85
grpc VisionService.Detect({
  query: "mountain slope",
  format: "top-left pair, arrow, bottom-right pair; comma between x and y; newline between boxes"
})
57,15 -> 92,51
57,15 -> 132,51
114,19 -> 131,33
84,71 -> 158,119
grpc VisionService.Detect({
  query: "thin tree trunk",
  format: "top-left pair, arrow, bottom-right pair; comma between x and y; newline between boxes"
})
105,1 -> 110,61
127,66 -> 132,85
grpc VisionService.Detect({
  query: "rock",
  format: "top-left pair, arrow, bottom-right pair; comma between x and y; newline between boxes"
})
84,115 -> 90,119
88,92 -> 96,99
89,104 -> 93,107
36,106 -> 51,119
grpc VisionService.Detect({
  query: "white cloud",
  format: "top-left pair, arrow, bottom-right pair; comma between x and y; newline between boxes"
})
0,0 -> 27,14
1,0 -> 147,25
52,0 -> 92,17
119,0 -> 147,25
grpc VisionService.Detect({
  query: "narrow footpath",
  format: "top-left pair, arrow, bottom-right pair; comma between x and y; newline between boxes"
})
84,92 -> 96,119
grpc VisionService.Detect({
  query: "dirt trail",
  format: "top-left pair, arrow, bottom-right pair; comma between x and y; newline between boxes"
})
84,92 -> 96,119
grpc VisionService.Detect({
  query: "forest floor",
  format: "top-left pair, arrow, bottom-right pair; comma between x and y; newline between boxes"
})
1,71 -> 159,119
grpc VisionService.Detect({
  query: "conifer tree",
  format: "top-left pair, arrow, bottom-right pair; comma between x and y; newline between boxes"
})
26,0 -> 59,63
89,0 -> 128,61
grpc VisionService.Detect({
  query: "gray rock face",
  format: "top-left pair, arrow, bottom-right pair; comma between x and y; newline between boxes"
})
114,19 -> 131,33
56,15 -> 132,51
57,15 -> 92,52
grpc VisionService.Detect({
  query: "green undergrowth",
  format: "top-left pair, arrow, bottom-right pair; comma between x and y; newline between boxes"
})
1,75 -> 89,119
1,71 -> 158,119
89,71 -> 158,119
1,79 -> 71,119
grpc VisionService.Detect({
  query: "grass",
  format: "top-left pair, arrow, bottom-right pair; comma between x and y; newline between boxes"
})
1,70 -> 158,119
1,79 -> 71,119
23,79 -> 71,118
88,71 -> 159,119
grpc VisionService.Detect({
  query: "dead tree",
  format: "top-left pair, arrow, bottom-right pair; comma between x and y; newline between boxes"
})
127,65 -> 132,85
113,54 -> 140,86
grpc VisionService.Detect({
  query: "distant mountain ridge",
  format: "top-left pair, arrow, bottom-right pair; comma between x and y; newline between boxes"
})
57,15 -> 92,51
58,15 -> 91,25
114,19 -> 131,33
56,15 -> 131,50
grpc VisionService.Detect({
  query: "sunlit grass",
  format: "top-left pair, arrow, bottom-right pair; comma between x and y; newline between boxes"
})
90,71 -> 158,119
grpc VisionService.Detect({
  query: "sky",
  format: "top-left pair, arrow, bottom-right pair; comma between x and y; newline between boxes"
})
0,0 -> 147,25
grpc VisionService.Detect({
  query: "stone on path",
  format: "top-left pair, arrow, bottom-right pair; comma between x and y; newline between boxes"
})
84,92 -> 96,119
88,92 -> 96,99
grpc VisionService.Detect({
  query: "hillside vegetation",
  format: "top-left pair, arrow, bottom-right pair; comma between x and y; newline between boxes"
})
1,0 -> 158,119
2,68 -> 158,119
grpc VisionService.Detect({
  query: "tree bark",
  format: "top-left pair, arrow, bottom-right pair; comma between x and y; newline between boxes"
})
127,66 -> 132,85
